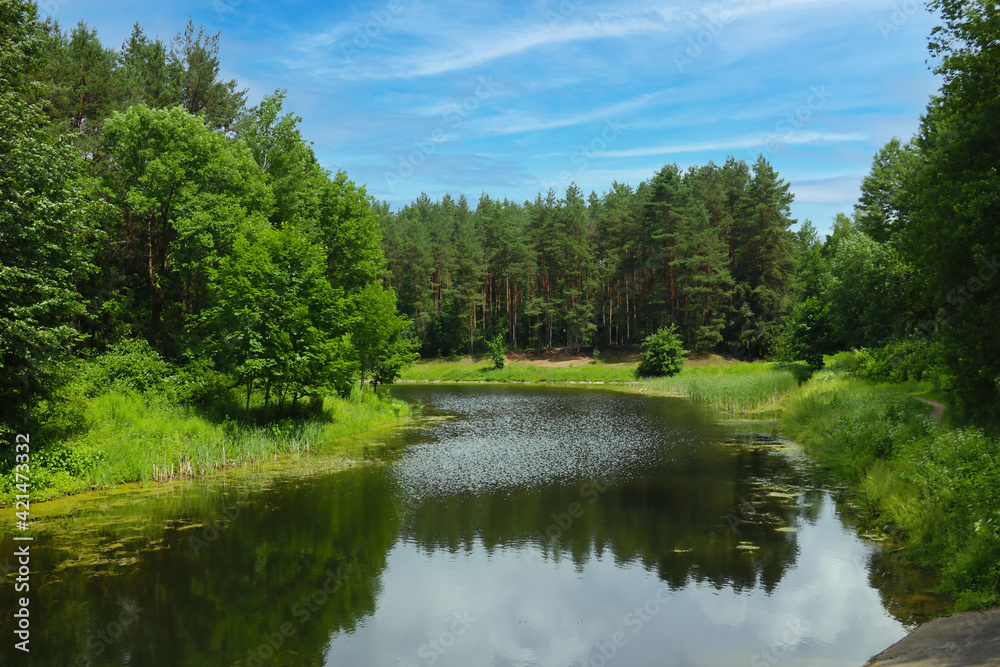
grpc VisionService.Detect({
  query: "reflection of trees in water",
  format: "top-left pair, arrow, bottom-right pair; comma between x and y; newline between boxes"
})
828,487 -> 953,627
401,445 -> 815,597
0,467 -> 400,666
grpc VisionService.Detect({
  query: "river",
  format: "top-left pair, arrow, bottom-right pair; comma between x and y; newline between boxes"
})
0,384 -> 947,666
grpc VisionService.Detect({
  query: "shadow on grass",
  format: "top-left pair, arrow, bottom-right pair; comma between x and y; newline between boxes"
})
189,389 -> 329,428
771,361 -> 815,384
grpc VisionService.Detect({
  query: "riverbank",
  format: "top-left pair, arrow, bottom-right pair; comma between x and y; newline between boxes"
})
0,389 -> 409,507
781,371 -> 1000,612
401,352 -> 807,414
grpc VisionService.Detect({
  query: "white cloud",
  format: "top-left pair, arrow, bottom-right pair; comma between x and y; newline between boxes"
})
485,93 -> 655,136
599,131 -> 867,158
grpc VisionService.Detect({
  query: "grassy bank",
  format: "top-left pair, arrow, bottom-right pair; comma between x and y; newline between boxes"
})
399,356 -> 639,382
0,390 -> 407,506
402,354 -> 811,414
641,361 -> 810,413
0,342 -> 411,507
781,371 -> 1000,610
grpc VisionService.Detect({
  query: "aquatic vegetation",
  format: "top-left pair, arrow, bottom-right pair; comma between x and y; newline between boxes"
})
642,363 -> 807,414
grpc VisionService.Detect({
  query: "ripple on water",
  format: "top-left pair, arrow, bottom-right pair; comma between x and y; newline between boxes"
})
391,388 -> 717,498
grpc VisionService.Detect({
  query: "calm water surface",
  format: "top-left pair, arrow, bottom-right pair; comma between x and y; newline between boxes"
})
0,384 -> 946,666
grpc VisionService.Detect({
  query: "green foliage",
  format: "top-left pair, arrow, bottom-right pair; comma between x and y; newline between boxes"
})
899,0 -> 1000,416
169,19 -> 247,133
855,138 -> 919,244
486,332 -> 508,369
726,156 -> 797,360
202,225 -> 354,412
79,338 -> 174,395
825,231 -> 917,349
645,165 -> 733,352
824,351 -> 859,373
643,362 -> 804,413
371,325 -> 420,391
353,282 -> 416,391
853,337 -> 945,383
782,373 -> 1000,609
0,0 -> 44,90
101,103 -> 273,354
636,326 -> 687,378
0,6 -> 102,439
780,297 -> 834,369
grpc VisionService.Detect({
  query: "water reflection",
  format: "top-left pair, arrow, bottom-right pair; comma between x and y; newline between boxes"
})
0,384 -> 947,667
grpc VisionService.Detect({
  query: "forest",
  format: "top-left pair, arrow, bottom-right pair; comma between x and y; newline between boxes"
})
1,0 -> 417,456
380,0 -> 999,427
2,0 -> 998,456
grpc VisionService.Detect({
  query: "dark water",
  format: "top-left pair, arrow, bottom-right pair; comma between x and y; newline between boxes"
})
0,384 -> 946,666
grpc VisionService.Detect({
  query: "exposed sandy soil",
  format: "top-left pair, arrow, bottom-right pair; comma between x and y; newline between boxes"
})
864,607 -> 1000,666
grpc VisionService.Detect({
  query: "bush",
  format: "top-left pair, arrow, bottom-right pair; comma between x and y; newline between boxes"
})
636,326 -> 686,378
163,357 -> 233,405
486,332 -> 508,370
854,337 -> 945,383
80,338 -> 174,396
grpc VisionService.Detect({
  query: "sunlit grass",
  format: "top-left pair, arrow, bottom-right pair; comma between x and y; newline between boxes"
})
781,371 -> 1000,610
642,362 -> 809,414
0,388 -> 409,504
400,357 -> 639,383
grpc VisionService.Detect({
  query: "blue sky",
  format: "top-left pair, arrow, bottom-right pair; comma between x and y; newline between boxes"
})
41,0 -> 942,233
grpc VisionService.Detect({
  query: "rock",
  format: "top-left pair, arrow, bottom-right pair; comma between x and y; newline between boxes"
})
864,607 -> 1000,666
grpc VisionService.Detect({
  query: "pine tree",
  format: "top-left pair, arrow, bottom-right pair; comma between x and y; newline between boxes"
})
727,155 -> 797,359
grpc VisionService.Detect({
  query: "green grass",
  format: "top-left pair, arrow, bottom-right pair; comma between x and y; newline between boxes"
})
400,357 -> 640,383
638,361 -> 810,413
0,389 -> 409,506
781,371 -> 1000,610
642,365 -> 802,413
403,356 -> 811,414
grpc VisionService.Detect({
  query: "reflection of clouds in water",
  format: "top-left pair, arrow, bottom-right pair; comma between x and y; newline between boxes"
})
323,495 -> 908,667
694,587 -> 749,628
697,494 -> 905,665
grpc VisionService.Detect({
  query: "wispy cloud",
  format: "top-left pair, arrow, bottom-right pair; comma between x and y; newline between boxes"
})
51,0 -> 943,228
600,132 -> 867,158
398,17 -> 668,78
485,93 -> 654,136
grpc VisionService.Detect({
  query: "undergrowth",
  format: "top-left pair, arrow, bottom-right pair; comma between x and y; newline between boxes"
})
0,342 -> 409,506
781,371 -> 1000,610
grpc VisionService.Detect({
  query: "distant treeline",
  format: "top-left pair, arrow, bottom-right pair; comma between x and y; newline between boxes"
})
381,157 -> 800,359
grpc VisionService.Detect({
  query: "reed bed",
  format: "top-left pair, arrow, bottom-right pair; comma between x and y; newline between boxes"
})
643,364 -> 804,413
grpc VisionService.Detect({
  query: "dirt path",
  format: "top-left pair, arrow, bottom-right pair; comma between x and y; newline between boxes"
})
864,608 -> 1000,666
914,396 -> 946,423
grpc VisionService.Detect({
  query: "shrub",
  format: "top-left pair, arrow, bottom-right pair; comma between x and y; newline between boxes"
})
854,337 -> 945,383
80,338 -> 174,396
486,332 -> 508,370
636,326 -> 686,378
163,357 -> 233,405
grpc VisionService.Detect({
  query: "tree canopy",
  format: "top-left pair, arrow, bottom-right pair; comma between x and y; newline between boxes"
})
0,5 -> 414,443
